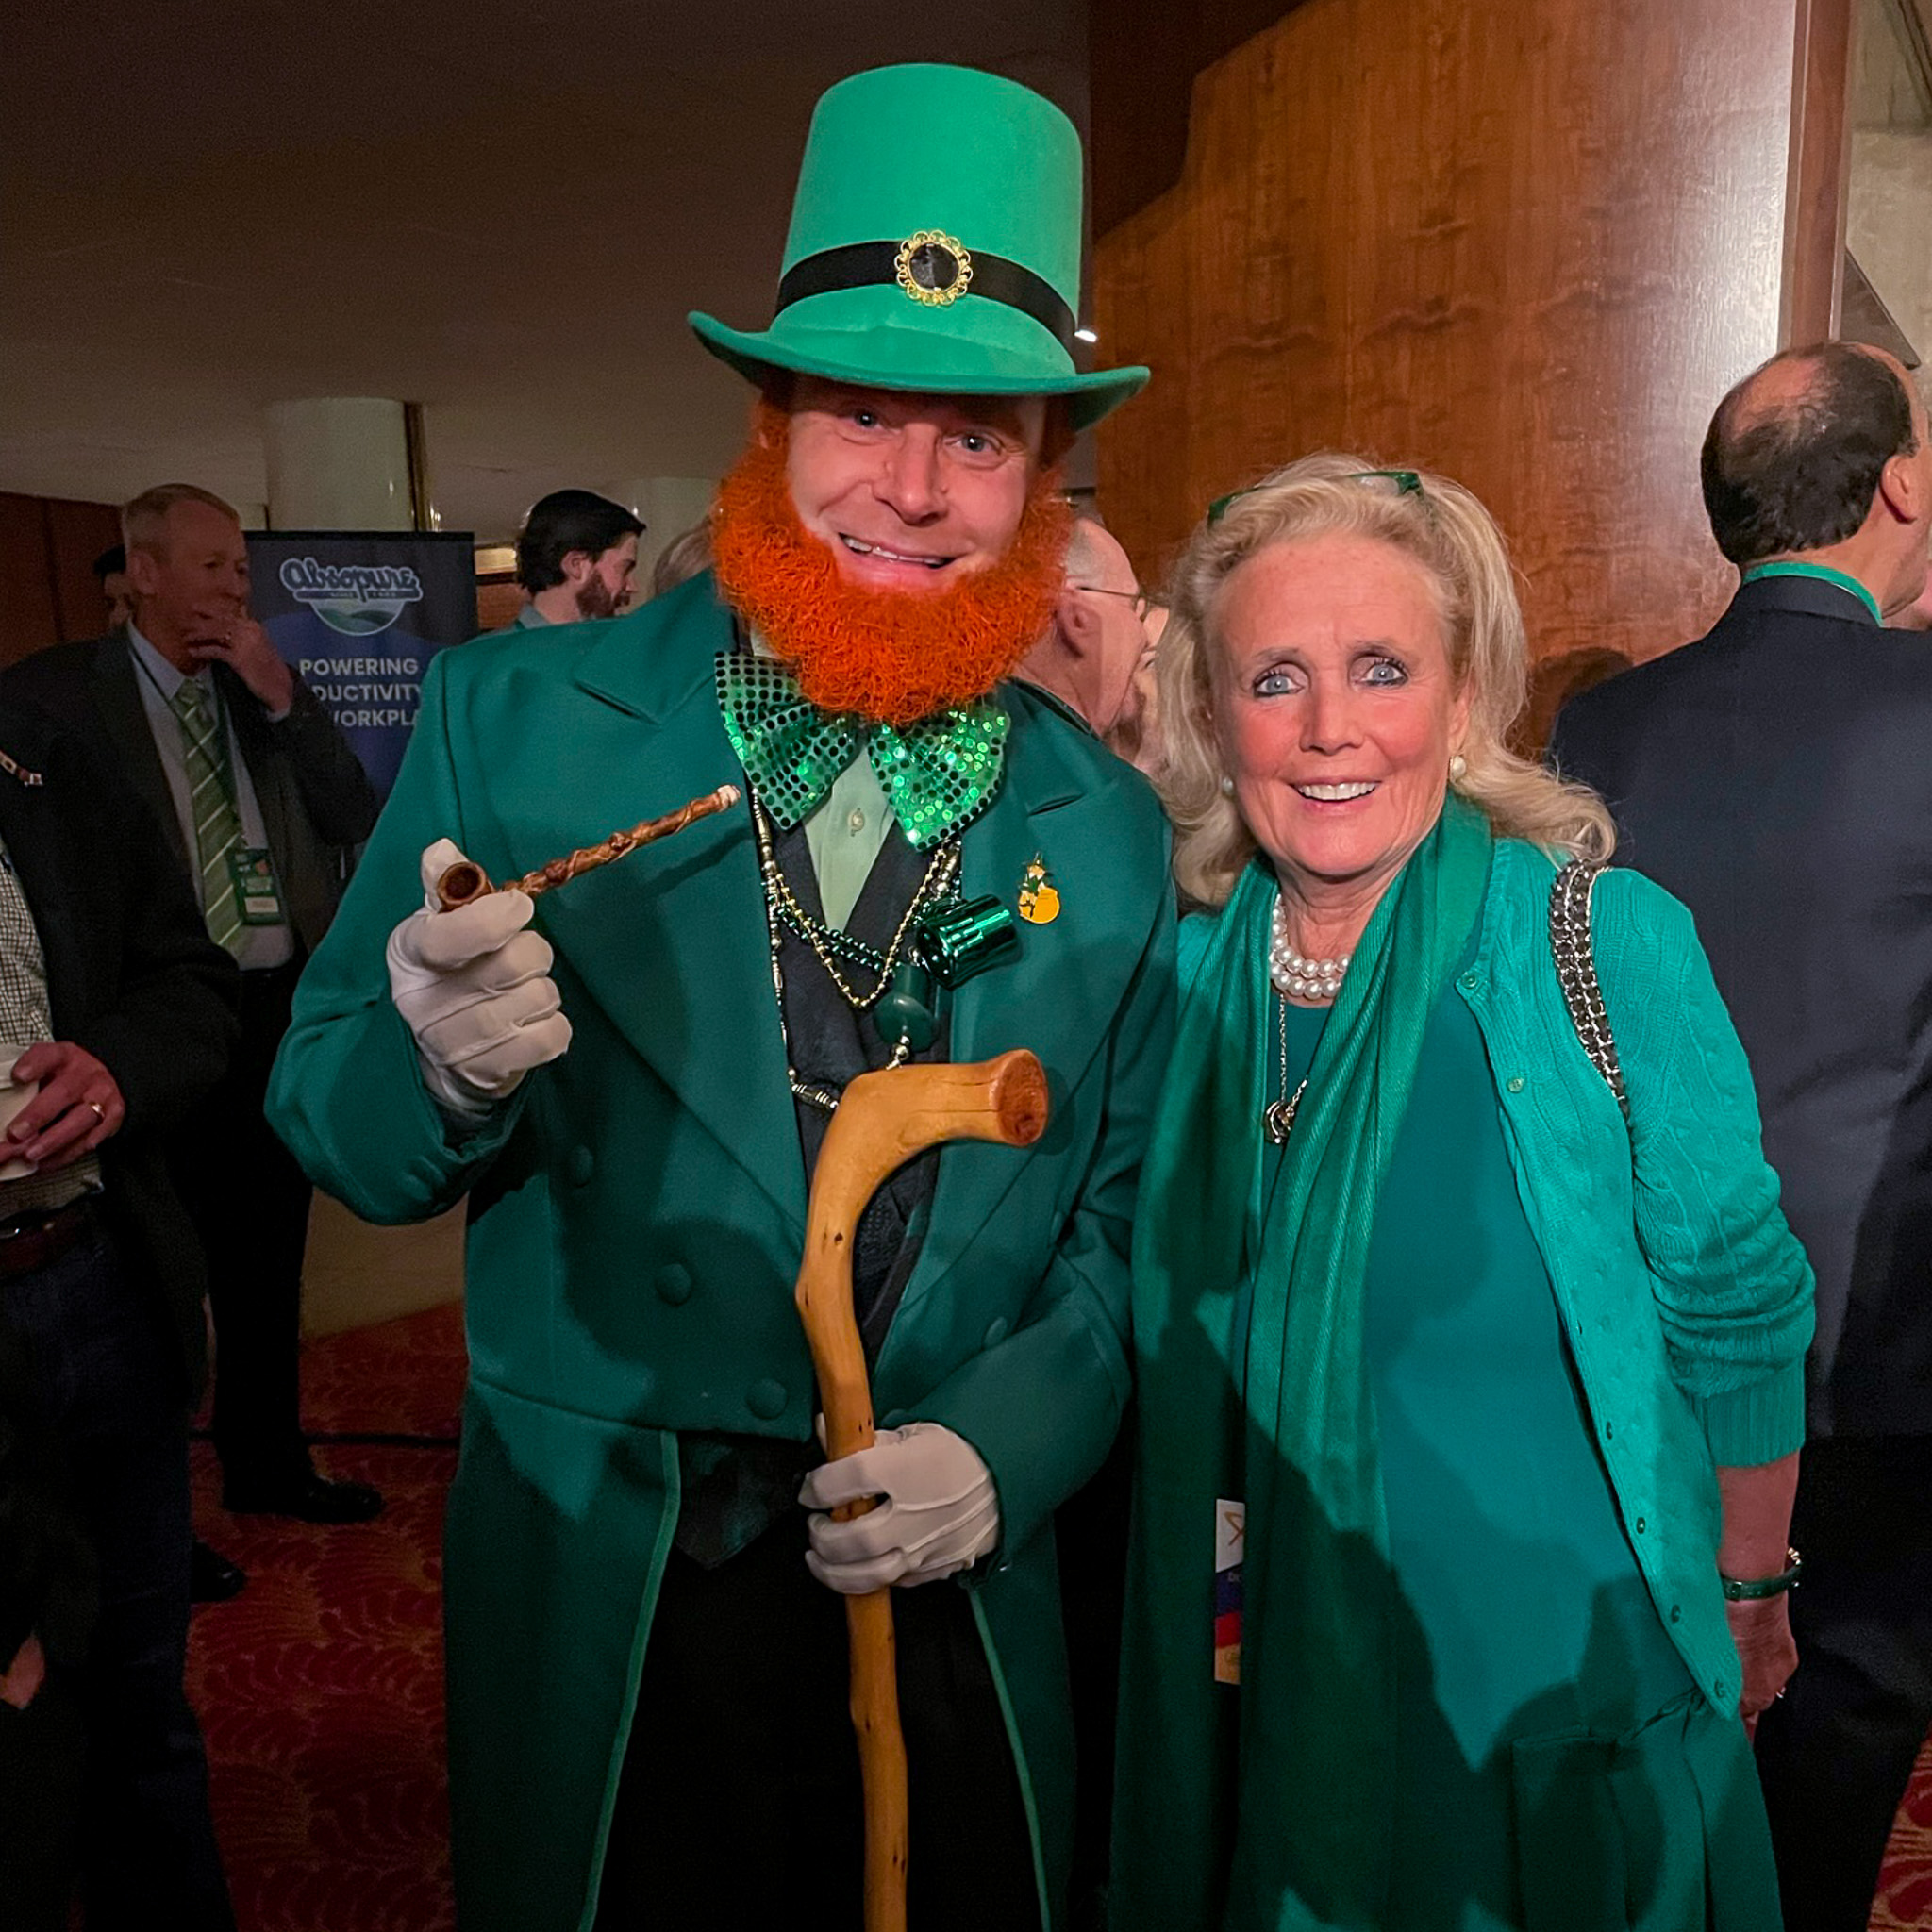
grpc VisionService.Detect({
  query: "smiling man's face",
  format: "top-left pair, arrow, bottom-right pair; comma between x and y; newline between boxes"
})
711,388 -> 1071,724
784,377 -> 1045,593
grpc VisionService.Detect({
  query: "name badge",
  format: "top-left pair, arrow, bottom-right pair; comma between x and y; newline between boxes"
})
1215,1498 -> 1244,1685
226,847 -> 286,925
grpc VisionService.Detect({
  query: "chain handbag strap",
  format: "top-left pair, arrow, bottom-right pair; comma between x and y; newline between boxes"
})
1548,859 -> 1631,1128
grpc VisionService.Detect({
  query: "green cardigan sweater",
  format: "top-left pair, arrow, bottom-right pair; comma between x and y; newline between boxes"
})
1171,836 -> 1814,1713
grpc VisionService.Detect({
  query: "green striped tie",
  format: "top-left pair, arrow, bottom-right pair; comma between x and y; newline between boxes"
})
171,679 -> 247,957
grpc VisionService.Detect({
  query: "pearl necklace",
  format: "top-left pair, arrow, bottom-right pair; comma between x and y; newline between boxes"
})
1270,895 -> 1350,1003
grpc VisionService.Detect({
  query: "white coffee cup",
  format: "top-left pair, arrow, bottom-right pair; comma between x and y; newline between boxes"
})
0,1047 -> 43,1181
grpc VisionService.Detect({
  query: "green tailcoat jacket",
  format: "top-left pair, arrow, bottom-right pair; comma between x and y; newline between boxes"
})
267,575 -> 1176,1931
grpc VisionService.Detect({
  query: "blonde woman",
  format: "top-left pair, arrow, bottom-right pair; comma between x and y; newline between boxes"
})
1112,457 -> 1814,1931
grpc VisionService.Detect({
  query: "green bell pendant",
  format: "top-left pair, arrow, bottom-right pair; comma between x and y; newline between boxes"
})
913,894 -> 1020,988
874,961 -> 938,1054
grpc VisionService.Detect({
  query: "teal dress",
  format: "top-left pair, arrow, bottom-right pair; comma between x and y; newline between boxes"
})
1261,964 -> 1776,1930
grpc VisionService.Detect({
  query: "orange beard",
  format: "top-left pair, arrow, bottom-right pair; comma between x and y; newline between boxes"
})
710,404 -> 1073,726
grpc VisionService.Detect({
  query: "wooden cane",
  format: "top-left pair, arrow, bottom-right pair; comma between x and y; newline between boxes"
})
793,1051 -> 1050,1932
433,783 -> 741,910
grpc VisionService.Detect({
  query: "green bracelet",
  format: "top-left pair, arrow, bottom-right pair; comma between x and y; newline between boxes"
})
1720,1547 -> 1803,1601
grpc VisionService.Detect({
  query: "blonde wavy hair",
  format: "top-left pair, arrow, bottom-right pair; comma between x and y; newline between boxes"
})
1158,453 -> 1615,908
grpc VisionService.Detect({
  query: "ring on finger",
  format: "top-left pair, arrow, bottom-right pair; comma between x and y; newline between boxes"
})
84,1100 -> 105,1122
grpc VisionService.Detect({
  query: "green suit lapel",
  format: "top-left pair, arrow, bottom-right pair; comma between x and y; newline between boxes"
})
536,592 -> 807,1234
521,601 -> 1141,1268
902,696 -> 1141,1313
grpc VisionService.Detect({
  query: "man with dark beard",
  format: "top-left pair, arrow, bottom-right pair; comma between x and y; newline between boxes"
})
268,63 -> 1171,1932
508,489 -> 643,627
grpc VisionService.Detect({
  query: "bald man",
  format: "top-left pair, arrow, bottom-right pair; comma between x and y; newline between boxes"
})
1549,342 -> 1932,1932
1015,516 -> 1158,743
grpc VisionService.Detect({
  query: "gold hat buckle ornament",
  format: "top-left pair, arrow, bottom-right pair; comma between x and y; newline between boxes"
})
895,229 -> 974,307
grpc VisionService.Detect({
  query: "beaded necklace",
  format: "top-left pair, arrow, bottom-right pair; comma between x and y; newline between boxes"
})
1263,895 -> 1347,1143
750,791 -> 961,1108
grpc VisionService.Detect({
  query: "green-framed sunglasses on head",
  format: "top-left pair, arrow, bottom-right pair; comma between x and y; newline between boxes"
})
1206,468 -> 1424,525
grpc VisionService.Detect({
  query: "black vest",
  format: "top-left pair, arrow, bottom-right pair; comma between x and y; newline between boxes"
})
675,810 -> 946,1566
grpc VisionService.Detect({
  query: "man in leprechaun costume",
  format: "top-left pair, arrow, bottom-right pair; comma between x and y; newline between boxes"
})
268,61 -> 1172,1932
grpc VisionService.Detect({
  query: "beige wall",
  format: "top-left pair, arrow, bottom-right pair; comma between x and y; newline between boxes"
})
1848,130 -> 1932,356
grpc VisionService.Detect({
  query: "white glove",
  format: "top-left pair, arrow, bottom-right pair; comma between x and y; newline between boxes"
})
386,839 -> 572,1117
799,1422 -> 1000,1594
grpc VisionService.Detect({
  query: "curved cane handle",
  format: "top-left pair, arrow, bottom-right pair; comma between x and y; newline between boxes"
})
790,1049 -> 1049,1932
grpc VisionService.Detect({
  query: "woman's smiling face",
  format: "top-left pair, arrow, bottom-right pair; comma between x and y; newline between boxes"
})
1209,531 -> 1470,900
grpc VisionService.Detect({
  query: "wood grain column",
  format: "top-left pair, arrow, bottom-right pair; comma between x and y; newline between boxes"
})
1093,0 -> 1855,669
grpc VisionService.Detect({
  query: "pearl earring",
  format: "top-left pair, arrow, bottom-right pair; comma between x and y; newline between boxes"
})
1449,753 -> 1468,783
1220,776 -> 1235,796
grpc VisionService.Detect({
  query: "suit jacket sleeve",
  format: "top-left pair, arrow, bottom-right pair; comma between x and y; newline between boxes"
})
255,672 -> 381,847
915,865 -> 1177,1561
267,652 -> 527,1224
47,728 -> 240,1134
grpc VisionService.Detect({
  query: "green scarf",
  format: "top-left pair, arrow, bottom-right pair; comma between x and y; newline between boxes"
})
1117,796 -> 1492,1931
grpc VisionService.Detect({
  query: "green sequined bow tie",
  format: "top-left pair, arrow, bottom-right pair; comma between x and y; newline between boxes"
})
715,654 -> 1009,851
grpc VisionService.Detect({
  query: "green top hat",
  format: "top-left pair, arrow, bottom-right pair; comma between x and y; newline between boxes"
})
690,63 -> 1147,433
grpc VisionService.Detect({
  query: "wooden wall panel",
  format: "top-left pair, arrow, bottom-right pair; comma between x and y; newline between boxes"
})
475,580 -> 525,633
1784,0 -> 1857,341
45,497 -> 121,641
0,495 -> 61,666
1095,0 -> 1839,671
0,491 -> 122,666
1089,0 -> 1307,231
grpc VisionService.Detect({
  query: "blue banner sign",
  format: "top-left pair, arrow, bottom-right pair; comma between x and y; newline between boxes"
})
246,530 -> 477,798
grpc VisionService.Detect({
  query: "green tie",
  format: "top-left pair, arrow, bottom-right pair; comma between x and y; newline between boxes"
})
171,679 -> 246,957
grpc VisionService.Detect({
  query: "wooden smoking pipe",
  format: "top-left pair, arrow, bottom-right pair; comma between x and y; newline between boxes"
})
793,1050 -> 1050,1932
433,783 -> 741,911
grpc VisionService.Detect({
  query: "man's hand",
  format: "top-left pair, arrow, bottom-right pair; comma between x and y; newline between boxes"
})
6,1041 -> 125,1170
185,615 -> 295,715
387,839 -> 572,1115
799,1422 -> 999,1594
1728,1595 -> 1798,1728
0,1631 -> 45,1710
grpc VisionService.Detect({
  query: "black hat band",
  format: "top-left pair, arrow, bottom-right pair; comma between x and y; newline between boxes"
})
775,238 -> 1076,355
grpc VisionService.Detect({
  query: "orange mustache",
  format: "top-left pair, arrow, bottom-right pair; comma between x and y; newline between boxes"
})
710,404 -> 1071,726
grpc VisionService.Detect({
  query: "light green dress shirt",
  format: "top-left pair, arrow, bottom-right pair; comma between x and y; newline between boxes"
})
744,631 -> 891,929
803,757 -> 891,929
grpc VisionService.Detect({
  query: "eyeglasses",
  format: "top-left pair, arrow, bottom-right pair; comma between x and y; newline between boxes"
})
1206,469 -> 1425,525
1070,582 -> 1156,623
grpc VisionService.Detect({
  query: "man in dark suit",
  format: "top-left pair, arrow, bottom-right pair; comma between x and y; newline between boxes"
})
0,699 -> 240,1926
1549,341 -> 1932,1932
6,483 -> 384,1539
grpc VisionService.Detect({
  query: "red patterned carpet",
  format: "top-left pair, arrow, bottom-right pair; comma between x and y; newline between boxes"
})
184,1300 -> 1932,1931
187,1302 -> 463,1932
1878,1736 -> 1932,1932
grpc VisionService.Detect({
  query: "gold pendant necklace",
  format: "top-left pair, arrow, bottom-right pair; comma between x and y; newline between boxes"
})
1263,993 -> 1311,1145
